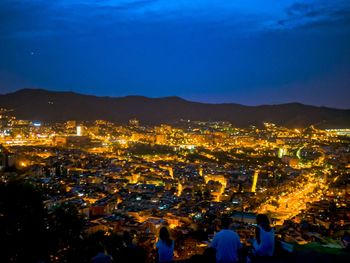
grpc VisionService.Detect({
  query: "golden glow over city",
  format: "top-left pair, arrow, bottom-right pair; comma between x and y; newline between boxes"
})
1,113 -> 349,256
257,171 -> 329,225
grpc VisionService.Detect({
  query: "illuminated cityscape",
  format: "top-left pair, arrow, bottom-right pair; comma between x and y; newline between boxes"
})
0,106 -> 349,261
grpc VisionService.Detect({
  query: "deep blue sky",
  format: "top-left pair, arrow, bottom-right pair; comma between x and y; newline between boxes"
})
0,0 -> 350,108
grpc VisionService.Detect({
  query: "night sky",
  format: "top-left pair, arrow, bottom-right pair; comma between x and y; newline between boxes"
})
0,0 -> 349,108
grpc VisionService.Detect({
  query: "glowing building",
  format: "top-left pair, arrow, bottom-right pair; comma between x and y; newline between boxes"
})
77,125 -> 83,136
251,170 -> 259,193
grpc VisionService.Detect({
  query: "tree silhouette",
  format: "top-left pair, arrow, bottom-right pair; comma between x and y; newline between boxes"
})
46,203 -> 84,261
0,180 -> 85,262
0,181 -> 47,262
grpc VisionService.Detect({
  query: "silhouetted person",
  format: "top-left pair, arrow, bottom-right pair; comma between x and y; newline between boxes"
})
156,226 -> 174,263
91,244 -> 113,263
123,231 -> 135,249
121,231 -> 146,263
252,214 -> 275,257
210,217 -> 242,263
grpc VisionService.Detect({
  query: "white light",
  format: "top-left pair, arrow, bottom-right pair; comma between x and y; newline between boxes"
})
77,126 -> 82,136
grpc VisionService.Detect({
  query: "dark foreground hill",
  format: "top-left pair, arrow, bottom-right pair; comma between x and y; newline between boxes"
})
0,89 -> 349,128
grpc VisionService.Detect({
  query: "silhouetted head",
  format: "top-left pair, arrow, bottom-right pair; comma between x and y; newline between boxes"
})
159,226 -> 172,247
123,231 -> 132,245
256,214 -> 271,231
221,216 -> 232,229
92,242 -> 105,255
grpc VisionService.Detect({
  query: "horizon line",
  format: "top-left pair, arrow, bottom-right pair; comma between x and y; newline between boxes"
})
2,87 -> 349,110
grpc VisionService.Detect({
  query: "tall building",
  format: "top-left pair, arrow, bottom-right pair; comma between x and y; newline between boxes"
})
77,125 -> 83,136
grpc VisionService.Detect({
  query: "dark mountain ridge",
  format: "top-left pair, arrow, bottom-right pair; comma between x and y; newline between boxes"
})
0,89 -> 349,128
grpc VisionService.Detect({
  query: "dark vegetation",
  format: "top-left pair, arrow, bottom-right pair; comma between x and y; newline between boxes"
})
1,89 -> 350,128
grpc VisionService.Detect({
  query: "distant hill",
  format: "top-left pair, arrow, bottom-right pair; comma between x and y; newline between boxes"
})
1,89 -> 350,128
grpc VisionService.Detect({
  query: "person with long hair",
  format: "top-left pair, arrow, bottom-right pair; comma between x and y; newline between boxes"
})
252,214 -> 275,257
156,226 -> 174,263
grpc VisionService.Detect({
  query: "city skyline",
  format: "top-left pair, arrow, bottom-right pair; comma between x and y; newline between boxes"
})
1,0 -> 350,108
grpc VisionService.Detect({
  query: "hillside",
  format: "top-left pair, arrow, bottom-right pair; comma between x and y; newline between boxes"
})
0,89 -> 349,128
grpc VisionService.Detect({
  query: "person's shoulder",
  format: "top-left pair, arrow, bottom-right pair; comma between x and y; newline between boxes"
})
259,225 -> 273,233
220,229 -> 237,237
228,230 -> 240,238
215,230 -> 225,237
91,253 -> 113,263
105,255 -> 113,263
231,230 -> 238,235
224,229 -> 236,234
